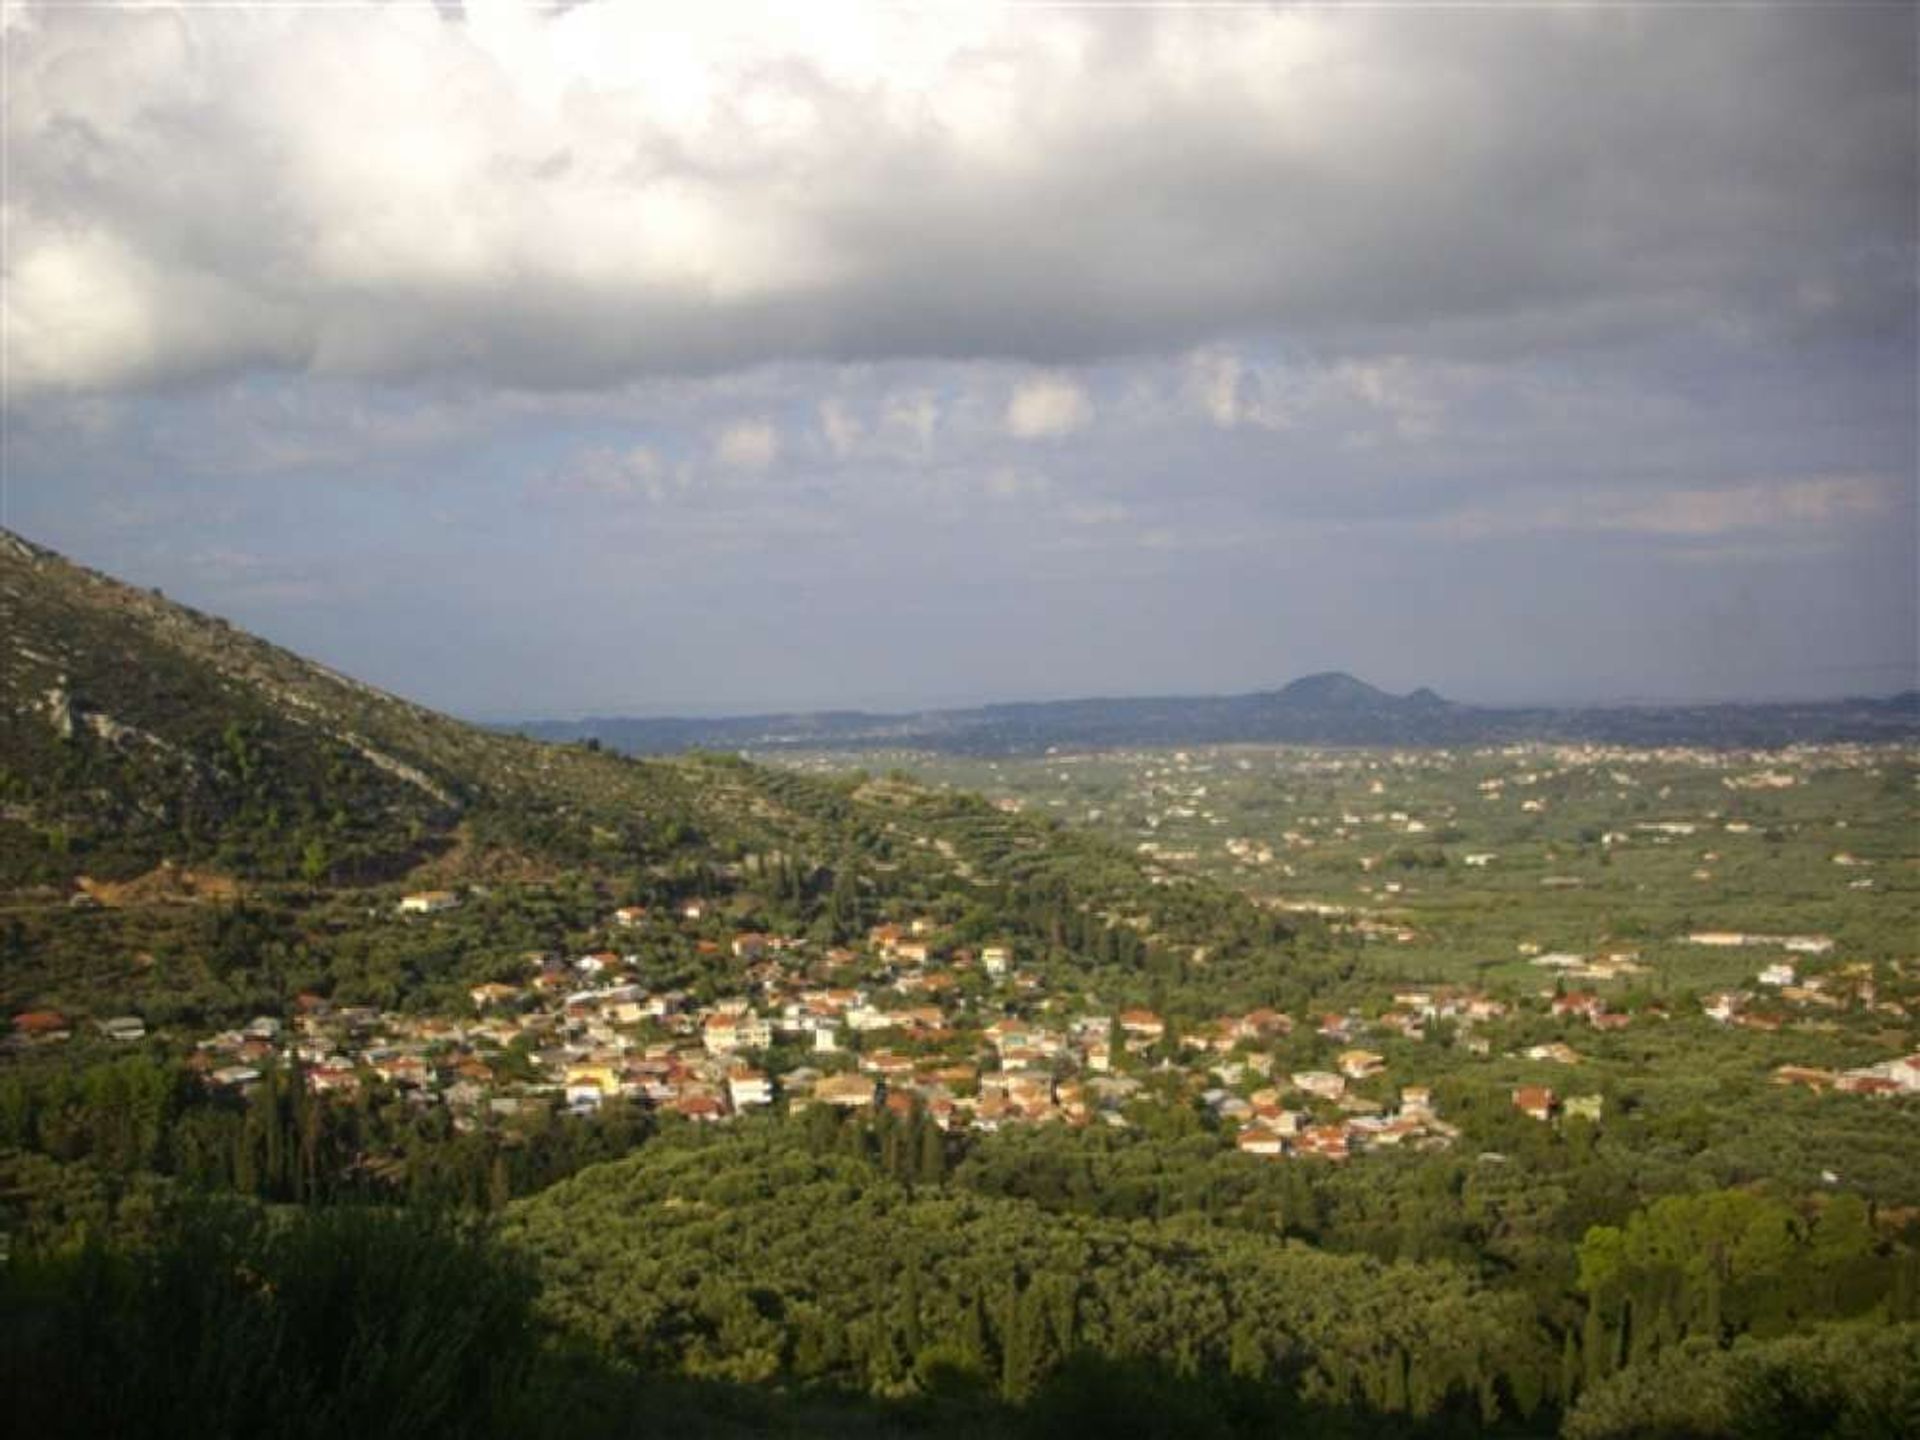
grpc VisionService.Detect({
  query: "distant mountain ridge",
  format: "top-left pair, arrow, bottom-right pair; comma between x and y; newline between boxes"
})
515,671 -> 1920,755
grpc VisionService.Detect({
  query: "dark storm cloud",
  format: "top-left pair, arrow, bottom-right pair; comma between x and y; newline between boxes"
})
6,2 -> 1912,394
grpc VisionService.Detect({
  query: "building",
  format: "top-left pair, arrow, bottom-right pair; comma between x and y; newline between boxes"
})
1512,1086 -> 1556,1121
813,1073 -> 878,1109
728,1068 -> 773,1109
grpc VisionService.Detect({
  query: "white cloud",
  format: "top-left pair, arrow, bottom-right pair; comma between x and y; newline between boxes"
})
819,398 -> 862,459
542,443 -> 672,501
1187,349 -> 1245,429
881,389 -> 940,455
1437,475 -> 1903,543
1612,476 -> 1897,537
714,419 -> 779,470
983,465 -> 1049,500
5,3 -> 1905,396
1006,374 -> 1092,439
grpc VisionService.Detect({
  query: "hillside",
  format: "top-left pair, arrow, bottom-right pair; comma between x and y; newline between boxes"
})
0,528 -> 1317,1025
1,528 -> 745,890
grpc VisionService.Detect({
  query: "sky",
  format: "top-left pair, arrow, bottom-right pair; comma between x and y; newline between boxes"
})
3,0 -> 1915,719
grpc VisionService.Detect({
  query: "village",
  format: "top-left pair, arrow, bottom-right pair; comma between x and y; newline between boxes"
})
13,876 -> 1893,1168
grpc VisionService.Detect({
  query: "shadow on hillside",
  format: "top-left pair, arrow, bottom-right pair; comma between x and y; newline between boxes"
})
0,1201 -> 1539,1440
518,1348 -> 1533,1440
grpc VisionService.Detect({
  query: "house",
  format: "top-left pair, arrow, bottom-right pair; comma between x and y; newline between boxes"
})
469,982 -> 520,1010
307,1063 -> 360,1095
814,1073 -> 878,1109
1551,992 -> 1605,1020
1512,1086 -> 1556,1121
1294,1125 -> 1350,1160
728,1068 -> 773,1109
1758,962 -> 1797,988
97,1015 -> 146,1042
1337,1049 -> 1385,1081
732,933 -> 769,961
398,890 -> 459,915
981,946 -> 1012,978
1290,1070 -> 1346,1101
1773,1065 -> 1836,1092
703,1011 -> 771,1054
674,1093 -> 728,1122
1236,1126 -> 1285,1157
12,1010 -> 71,1041
1237,1007 -> 1292,1039
1834,1073 -> 1901,1098
1118,1009 -> 1166,1041
1524,1042 -> 1582,1065
565,1076 -> 606,1111
613,906 -> 648,927
1703,992 -> 1743,1024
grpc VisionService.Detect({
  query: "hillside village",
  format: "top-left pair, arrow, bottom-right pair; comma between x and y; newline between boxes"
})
16,882 -> 1916,1166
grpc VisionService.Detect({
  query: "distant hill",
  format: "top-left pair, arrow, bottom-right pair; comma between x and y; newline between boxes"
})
514,671 -> 1919,756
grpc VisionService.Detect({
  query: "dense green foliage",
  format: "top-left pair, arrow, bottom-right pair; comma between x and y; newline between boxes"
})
0,1053 -> 654,1236
1563,1323 -> 1920,1439
503,1124 -> 1552,1424
3,1204 -> 537,1440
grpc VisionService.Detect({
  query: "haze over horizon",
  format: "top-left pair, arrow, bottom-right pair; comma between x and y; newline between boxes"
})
4,1 -> 1915,718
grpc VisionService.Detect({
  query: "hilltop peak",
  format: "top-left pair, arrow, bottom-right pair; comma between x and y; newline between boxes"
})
1272,672 -> 1395,708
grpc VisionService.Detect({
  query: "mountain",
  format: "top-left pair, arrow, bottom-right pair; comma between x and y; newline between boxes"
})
515,671 -> 1919,756
0,528 -> 739,890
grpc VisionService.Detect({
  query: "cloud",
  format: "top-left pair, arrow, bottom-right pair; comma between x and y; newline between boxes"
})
881,389 -> 940,455
713,419 -> 779,470
547,443 -> 666,499
1610,476 -> 1898,537
819,398 -> 862,459
5,2 -> 1910,397
1187,349 -> 1246,429
1006,374 -> 1092,439
1436,474 -> 1905,544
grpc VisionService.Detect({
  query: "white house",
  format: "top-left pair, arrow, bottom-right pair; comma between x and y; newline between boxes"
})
728,1068 -> 773,1109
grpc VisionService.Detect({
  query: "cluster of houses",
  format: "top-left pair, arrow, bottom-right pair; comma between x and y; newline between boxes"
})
13,850 -> 1911,1162
1772,1055 -> 1920,1100
1701,953 -> 1909,1033
89,902 -> 1498,1162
